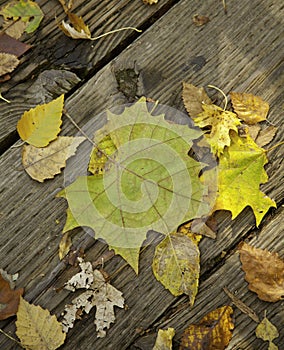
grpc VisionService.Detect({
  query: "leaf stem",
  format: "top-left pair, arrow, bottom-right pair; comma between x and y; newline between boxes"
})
0,92 -> 11,104
0,329 -> 24,348
91,27 -> 142,41
222,0 -> 227,13
265,141 -> 284,153
207,85 -> 228,111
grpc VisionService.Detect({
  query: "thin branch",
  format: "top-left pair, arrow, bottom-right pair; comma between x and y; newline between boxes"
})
0,329 -> 24,348
208,84 -> 228,111
90,27 -> 142,41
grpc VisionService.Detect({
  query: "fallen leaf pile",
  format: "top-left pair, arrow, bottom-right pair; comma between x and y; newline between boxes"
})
62,258 -> 124,338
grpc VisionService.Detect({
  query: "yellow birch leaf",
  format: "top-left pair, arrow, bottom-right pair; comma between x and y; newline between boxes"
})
180,306 -> 234,350
17,95 -> 64,147
182,82 -> 212,119
230,92 -> 269,124
59,12 -> 91,39
194,103 -> 241,157
256,317 -> 279,350
16,297 -> 66,350
22,136 -> 85,182
204,132 -> 276,226
0,52 -> 20,76
152,231 -> 201,304
153,328 -> 175,350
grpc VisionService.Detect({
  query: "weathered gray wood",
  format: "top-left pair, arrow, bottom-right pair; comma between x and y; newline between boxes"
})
0,0 -> 283,349
0,0 -> 176,149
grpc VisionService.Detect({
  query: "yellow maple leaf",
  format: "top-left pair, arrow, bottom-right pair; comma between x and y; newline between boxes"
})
17,95 -> 64,147
16,297 -> 66,350
230,92 -> 269,124
180,306 -> 234,350
204,132 -> 276,226
193,103 -> 241,157
22,136 -> 85,182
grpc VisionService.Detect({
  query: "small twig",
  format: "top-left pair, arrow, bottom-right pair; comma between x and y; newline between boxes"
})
0,92 -> 11,103
207,84 -> 228,111
222,0 -> 227,14
0,329 -> 24,348
10,141 -> 25,149
64,110 -> 94,146
223,287 -> 260,323
265,141 -> 284,153
90,27 -> 142,41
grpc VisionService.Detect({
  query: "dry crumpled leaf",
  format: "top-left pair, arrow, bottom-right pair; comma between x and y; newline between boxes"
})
230,92 -> 269,124
62,258 -> 124,337
0,271 -> 24,320
192,14 -> 210,26
182,82 -> 212,118
0,52 -> 20,76
239,242 -> 284,302
0,0 -> 44,34
152,231 -> 201,304
16,297 -> 66,350
256,316 -> 279,350
59,12 -> 91,39
152,328 -> 175,350
194,103 -> 241,157
22,136 -> 85,182
17,94 -> 64,147
179,306 -> 234,350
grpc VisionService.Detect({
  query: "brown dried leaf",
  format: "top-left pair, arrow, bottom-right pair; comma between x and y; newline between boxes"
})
22,136 -> 85,182
2,20 -> 27,39
180,306 -> 234,350
239,242 -> 284,302
230,92 -> 269,124
59,232 -> 72,260
192,14 -> 210,26
182,82 -> 212,118
0,52 -> 20,76
0,33 -> 31,56
255,126 -> 278,147
0,272 -> 24,320
59,12 -> 91,39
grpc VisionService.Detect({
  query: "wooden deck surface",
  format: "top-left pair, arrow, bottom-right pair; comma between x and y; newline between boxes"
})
0,0 -> 283,349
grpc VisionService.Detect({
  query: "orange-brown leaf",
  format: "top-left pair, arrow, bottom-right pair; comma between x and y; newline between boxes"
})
230,92 -> 269,124
180,305 -> 234,350
239,242 -> 284,302
0,273 -> 24,320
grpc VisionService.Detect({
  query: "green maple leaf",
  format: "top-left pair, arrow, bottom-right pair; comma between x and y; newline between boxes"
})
58,98 -> 209,273
204,131 -> 276,226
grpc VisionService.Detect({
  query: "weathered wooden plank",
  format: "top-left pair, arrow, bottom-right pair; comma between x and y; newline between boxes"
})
0,0 -> 283,348
0,0 -> 176,149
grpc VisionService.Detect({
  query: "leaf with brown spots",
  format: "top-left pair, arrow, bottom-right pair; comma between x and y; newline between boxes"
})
179,306 -> 234,350
239,242 -> 284,302
0,272 -> 24,320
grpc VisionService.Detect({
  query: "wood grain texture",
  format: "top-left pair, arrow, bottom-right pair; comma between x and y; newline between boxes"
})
0,0 -> 283,349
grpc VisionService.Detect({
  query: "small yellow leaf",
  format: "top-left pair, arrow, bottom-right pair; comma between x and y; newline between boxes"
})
182,82 -> 212,119
152,231 -> 201,304
0,52 -> 20,76
180,306 -> 234,350
22,136 -> 85,182
230,92 -> 269,124
59,232 -> 72,260
17,95 -> 64,147
153,328 -> 175,350
256,317 -> 279,350
16,296 -> 66,350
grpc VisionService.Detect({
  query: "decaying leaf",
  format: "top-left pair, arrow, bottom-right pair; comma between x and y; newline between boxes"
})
204,132 -> 276,226
179,306 -> 234,350
194,103 -> 241,157
255,126 -> 278,147
239,242 -> 284,302
88,134 -> 117,175
192,14 -> 210,26
16,297 -> 66,350
22,136 -> 85,182
152,231 -> 201,304
58,97 -> 209,273
256,316 -> 279,350
0,272 -> 24,320
62,259 -> 124,337
2,19 -> 28,39
59,12 -> 91,39
0,0 -> 44,34
153,328 -> 175,350
17,94 -> 64,147
0,52 -> 20,76
182,82 -> 212,118
59,232 -> 72,260
230,92 -> 269,124
0,33 -> 31,55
